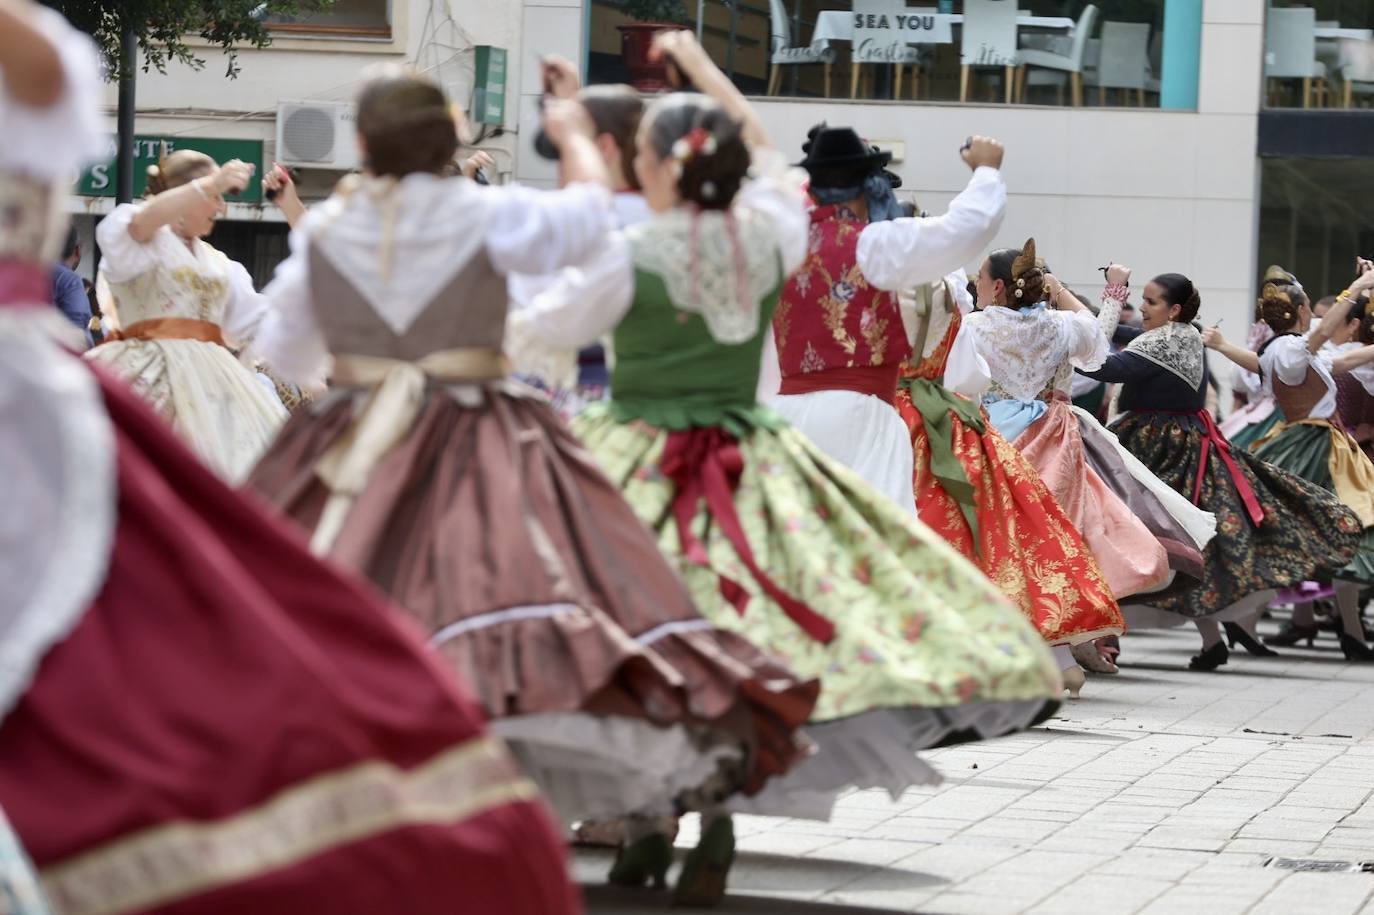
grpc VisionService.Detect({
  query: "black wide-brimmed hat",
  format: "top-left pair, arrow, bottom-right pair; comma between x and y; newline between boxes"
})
796,124 -> 891,172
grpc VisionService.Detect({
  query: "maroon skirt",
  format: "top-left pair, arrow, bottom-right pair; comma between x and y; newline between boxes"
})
248,384 -> 817,800
0,366 -> 580,915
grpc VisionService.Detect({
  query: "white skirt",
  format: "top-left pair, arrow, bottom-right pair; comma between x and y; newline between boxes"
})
769,390 -> 917,517
87,338 -> 287,482
726,698 -> 1049,821
493,713 -> 744,825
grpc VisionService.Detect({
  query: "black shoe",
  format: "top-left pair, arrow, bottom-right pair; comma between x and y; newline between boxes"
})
1223,622 -> 1279,657
1189,640 -> 1229,671
1339,632 -> 1374,662
1264,623 -> 1319,648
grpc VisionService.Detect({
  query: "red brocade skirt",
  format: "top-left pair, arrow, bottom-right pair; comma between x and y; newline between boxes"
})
0,367 -> 581,915
896,381 -> 1124,646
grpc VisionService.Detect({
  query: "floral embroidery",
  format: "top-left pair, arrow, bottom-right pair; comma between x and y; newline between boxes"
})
897,309 -> 1122,645
798,341 -> 827,374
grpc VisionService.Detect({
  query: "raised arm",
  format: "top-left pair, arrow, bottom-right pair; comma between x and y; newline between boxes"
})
1309,266 -> 1374,353
1331,343 -> 1374,376
127,160 -> 255,243
652,31 -> 768,149
1203,326 -> 1260,375
263,164 -> 307,230
1094,264 -> 1132,340
857,139 -> 1006,292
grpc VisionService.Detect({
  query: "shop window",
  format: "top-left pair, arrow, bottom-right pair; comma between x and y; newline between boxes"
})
586,1 -> 1198,109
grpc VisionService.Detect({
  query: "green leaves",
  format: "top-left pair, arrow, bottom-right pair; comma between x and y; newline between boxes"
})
40,0 -> 334,79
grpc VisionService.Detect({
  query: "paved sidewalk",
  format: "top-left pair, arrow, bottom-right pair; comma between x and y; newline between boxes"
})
576,625 -> 1374,914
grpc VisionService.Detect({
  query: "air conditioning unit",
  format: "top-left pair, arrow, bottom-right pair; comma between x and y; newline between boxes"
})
276,101 -> 359,170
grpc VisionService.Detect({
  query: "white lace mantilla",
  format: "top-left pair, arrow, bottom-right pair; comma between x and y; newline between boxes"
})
1125,321 -> 1204,389
627,208 -> 781,344
967,304 -> 1108,401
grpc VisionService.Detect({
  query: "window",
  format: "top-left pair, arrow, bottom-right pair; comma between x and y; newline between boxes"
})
586,1 -> 1200,109
1263,2 -> 1374,109
268,0 -> 392,38
1259,157 -> 1374,299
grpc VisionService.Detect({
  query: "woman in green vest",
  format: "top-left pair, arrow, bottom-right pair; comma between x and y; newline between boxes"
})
516,31 -> 1062,906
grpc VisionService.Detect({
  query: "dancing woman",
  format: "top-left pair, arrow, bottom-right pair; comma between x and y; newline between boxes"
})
1206,267 -> 1374,658
0,5 -> 579,912
89,150 -> 288,481
895,271 -> 1125,688
1217,269 -> 1288,450
248,63 -> 817,885
523,32 -> 1060,903
966,242 -> 1175,598
1078,271 -> 1361,670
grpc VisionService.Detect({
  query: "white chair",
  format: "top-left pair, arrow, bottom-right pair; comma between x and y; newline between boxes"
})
1264,7 -> 1327,108
960,0 -> 1020,104
1338,37 -> 1374,107
766,0 -> 835,97
1087,21 -> 1150,106
1015,3 -> 1098,106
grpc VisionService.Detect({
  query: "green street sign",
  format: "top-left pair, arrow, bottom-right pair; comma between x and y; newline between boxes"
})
78,136 -> 266,204
474,46 -> 507,126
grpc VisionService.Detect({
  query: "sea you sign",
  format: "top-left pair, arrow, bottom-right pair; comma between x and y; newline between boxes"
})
852,2 -> 953,62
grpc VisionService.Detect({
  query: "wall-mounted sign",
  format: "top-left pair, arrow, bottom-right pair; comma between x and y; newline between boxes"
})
852,2 -> 954,63
474,46 -> 507,126
78,136 -> 265,203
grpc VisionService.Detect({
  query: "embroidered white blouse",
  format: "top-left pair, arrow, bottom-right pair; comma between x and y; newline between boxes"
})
965,293 -> 1118,402
255,175 -> 616,386
95,204 -> 270,350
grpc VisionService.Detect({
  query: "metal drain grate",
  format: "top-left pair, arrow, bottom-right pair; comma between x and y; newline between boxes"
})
1264,858 -> 1374,873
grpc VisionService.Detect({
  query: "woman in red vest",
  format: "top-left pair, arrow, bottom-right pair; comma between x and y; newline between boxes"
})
764,125 -> 1007,517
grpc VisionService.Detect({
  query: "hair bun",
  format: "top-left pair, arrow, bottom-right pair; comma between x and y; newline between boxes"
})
1259,282 -> 1298,332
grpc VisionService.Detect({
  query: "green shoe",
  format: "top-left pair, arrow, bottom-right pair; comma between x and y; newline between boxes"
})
672,817 -> 735,908
607,832 -> 673,890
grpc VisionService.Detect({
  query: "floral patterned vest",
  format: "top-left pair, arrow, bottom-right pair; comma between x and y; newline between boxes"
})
773,206 -> 911,386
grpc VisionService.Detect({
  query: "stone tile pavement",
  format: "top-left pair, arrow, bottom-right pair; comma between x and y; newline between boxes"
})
576,625 -> 1374,914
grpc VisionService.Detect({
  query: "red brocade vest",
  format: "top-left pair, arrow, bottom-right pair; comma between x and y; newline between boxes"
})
773,205 -> 912,403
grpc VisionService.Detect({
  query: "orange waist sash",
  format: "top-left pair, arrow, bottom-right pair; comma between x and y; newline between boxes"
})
106,318 -> 226,347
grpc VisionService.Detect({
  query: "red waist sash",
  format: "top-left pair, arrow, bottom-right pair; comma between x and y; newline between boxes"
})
779,364 -> 900,407
1157,409 -> 1264,528
0,259 -> 48,308
660,427 -> 836,645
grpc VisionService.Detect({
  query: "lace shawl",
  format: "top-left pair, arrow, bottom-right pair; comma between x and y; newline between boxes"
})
628,207 -> 781,344
1124,320 -> 1205,389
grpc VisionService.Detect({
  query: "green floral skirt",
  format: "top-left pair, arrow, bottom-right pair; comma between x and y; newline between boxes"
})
572,405 -> 1061,724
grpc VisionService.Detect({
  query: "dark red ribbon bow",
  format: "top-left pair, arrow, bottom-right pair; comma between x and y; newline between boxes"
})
660,427 -> 837,645
1166,410 -> 1264,528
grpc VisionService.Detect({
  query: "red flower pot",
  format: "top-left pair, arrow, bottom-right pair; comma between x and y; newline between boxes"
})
618,22 -> 691,93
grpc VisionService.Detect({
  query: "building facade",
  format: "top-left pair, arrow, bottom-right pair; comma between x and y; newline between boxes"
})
75,0 -> 1374,402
